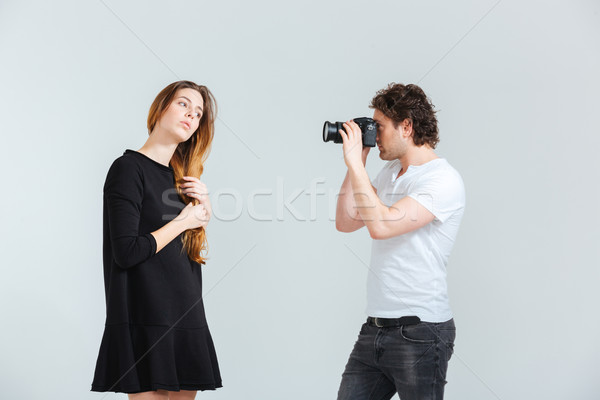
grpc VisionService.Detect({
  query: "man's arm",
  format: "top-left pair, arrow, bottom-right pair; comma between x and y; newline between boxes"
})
347,164 -> 435,239
335,168 -> 377,232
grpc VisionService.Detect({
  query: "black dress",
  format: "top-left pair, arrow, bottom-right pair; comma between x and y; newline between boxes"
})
91,150 -> 222,393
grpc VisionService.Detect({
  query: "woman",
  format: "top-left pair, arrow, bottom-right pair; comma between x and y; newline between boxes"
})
91,81 -> 222,399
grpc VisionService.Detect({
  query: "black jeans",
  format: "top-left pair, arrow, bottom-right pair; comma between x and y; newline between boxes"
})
337,319 -> 456,400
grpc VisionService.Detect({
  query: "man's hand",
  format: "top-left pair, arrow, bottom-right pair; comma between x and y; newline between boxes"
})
339,120 -> 367,169
361,146 -> 371,165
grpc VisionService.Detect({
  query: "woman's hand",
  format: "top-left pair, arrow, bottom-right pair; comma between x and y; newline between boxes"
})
177,202 -> 209,230
180,176 -> 212,224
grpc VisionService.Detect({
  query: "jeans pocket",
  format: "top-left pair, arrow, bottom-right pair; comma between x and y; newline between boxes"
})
400,323 -> 437,344
447,341 -> 455,362
439,327 -> 456,361
359,322 -> 367,335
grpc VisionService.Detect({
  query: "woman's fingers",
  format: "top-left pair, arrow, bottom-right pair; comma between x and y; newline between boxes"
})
177,200 -> 210,230
181,183 -> 207,192
185,191 -> 202,200
180,179 -> 208,201
192,203 -> 207,219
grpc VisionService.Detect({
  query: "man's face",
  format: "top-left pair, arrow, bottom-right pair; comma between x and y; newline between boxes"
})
373,109 -> 409,161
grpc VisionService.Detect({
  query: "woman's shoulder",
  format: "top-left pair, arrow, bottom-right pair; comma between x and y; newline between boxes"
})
110,149 -> 148,169
104,151 -> 144,186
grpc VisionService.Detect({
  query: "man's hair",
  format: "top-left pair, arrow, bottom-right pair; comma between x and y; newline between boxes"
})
370,83 -> 440,148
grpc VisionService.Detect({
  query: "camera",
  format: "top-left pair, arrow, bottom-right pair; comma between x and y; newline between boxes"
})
322,117 -> 377,147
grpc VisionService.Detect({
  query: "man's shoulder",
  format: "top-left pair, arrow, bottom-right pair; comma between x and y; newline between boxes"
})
421,159 -> 463,184
407,159 -> 465,202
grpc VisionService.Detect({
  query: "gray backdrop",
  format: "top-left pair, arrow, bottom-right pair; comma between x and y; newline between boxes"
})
1,0 -> 599,399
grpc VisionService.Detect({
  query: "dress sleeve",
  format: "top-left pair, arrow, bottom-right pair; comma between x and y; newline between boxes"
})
104,157 -> 157,269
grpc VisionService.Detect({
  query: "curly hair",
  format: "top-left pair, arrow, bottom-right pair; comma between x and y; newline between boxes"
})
369,83 -> 439,148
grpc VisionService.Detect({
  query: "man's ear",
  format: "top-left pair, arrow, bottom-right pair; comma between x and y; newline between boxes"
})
402,118 -> 413,138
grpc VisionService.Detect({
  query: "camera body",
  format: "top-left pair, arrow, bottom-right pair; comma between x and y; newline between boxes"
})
322,117 -> 377,147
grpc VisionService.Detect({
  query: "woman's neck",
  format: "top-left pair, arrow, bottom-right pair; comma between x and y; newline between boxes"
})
137,132 -> 179,167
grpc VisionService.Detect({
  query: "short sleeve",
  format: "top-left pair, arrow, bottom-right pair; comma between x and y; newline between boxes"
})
104,156 -> 157,268
407,168 -> 465,223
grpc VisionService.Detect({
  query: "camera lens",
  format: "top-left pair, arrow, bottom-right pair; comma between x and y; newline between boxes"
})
323,121 -> 342,143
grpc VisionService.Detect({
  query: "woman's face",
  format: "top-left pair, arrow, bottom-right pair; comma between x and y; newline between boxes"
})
158,88 -> 204,142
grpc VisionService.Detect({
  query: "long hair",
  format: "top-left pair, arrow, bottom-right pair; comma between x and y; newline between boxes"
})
147,80 -> 217,265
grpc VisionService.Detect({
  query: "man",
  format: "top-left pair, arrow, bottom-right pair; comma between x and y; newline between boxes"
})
335,83 -> 465,400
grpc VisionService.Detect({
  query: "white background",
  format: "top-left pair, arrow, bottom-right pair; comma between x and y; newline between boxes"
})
1,1 -> 599,399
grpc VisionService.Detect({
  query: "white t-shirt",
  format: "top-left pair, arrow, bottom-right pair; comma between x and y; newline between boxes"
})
367,158 -> 465,322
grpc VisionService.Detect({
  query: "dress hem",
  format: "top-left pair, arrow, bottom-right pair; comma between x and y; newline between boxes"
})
90,381 -> 223,394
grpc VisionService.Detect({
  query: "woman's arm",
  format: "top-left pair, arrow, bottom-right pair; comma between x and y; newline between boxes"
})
150,202 -> 207,253
105,158 -> 156,268
105,157 -> 207,268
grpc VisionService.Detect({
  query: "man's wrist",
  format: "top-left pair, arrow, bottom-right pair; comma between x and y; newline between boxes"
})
348,160 -> 365,174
